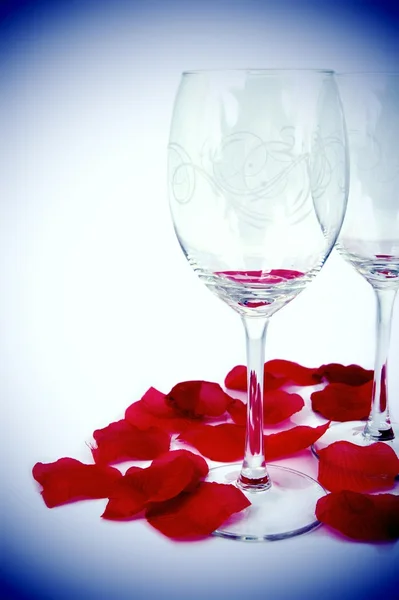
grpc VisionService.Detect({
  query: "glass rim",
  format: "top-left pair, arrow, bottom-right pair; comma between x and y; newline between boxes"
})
181,68 -> 336,76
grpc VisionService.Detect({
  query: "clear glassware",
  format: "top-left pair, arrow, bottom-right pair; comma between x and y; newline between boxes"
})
313,72 -> 399,456
168,69 -> 348,540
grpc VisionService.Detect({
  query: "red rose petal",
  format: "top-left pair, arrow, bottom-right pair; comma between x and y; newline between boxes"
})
91,419 -> 170,464
265,422 -> 331,460
141,387 -> 174,417
314,363 -> 373,386
311,381 -> 372,421
265,359 -> 318,386
102,450 -> 209,520
264,373 -> 291,391
227,399 -> 247,426
149,449 -> 209,494
264,390 -> 305,424
102,467 -> 147,520
227,391 -> 304,426
316,491 -> 399,541
225,365 -> 247,391
32,458 -> 122,508
178,424 -> 245,462
125,388 -> 193,433
125,400 -> 178,433
142,388 -> 200,428
166,381 -> 233,419
146,481 -> 251,539
179,422 -> 329,462
225,365 -> 289,392
318,441 -> 399,493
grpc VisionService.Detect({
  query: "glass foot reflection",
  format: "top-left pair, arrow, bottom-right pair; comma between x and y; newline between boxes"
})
207,464 -> 326,541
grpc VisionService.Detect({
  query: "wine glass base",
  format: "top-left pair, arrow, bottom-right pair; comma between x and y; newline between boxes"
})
311,421 -> 399,459
207,463 -> 326,541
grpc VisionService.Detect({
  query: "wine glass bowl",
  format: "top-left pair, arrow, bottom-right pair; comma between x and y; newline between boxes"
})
337,73 -> 399,287
168,69 -> 349,540
169,70 -> 347,317
314,72 -> 399,455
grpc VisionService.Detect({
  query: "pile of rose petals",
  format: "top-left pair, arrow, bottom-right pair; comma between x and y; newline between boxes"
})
33,360 -> 399,542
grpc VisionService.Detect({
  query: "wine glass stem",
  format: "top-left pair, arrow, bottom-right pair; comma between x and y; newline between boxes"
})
364,287 -> 397,441
238,316 -> 271,492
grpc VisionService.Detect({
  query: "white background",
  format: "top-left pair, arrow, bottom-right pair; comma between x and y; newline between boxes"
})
1,1 -> 398,598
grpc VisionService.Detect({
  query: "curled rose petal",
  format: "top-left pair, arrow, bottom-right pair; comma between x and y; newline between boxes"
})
125,388 -> 193,433
91,419 -> 170,464
227,391 -> 304,427
265,422 -> 330,460
311,381 -> 372,421
32,458 -> 122,508
146,481 -> 251,539
102,450 -> 209,520
318,441 -> 399,493
314,363 -> 373,386
178,424 -> 245,462
316,491 -> 399,542
165,381 -> 233,419
265,359 -> 318,386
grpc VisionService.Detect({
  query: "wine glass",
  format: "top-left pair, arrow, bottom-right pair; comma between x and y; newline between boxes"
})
168,69 -> 348,540
313,72 -> 399,456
